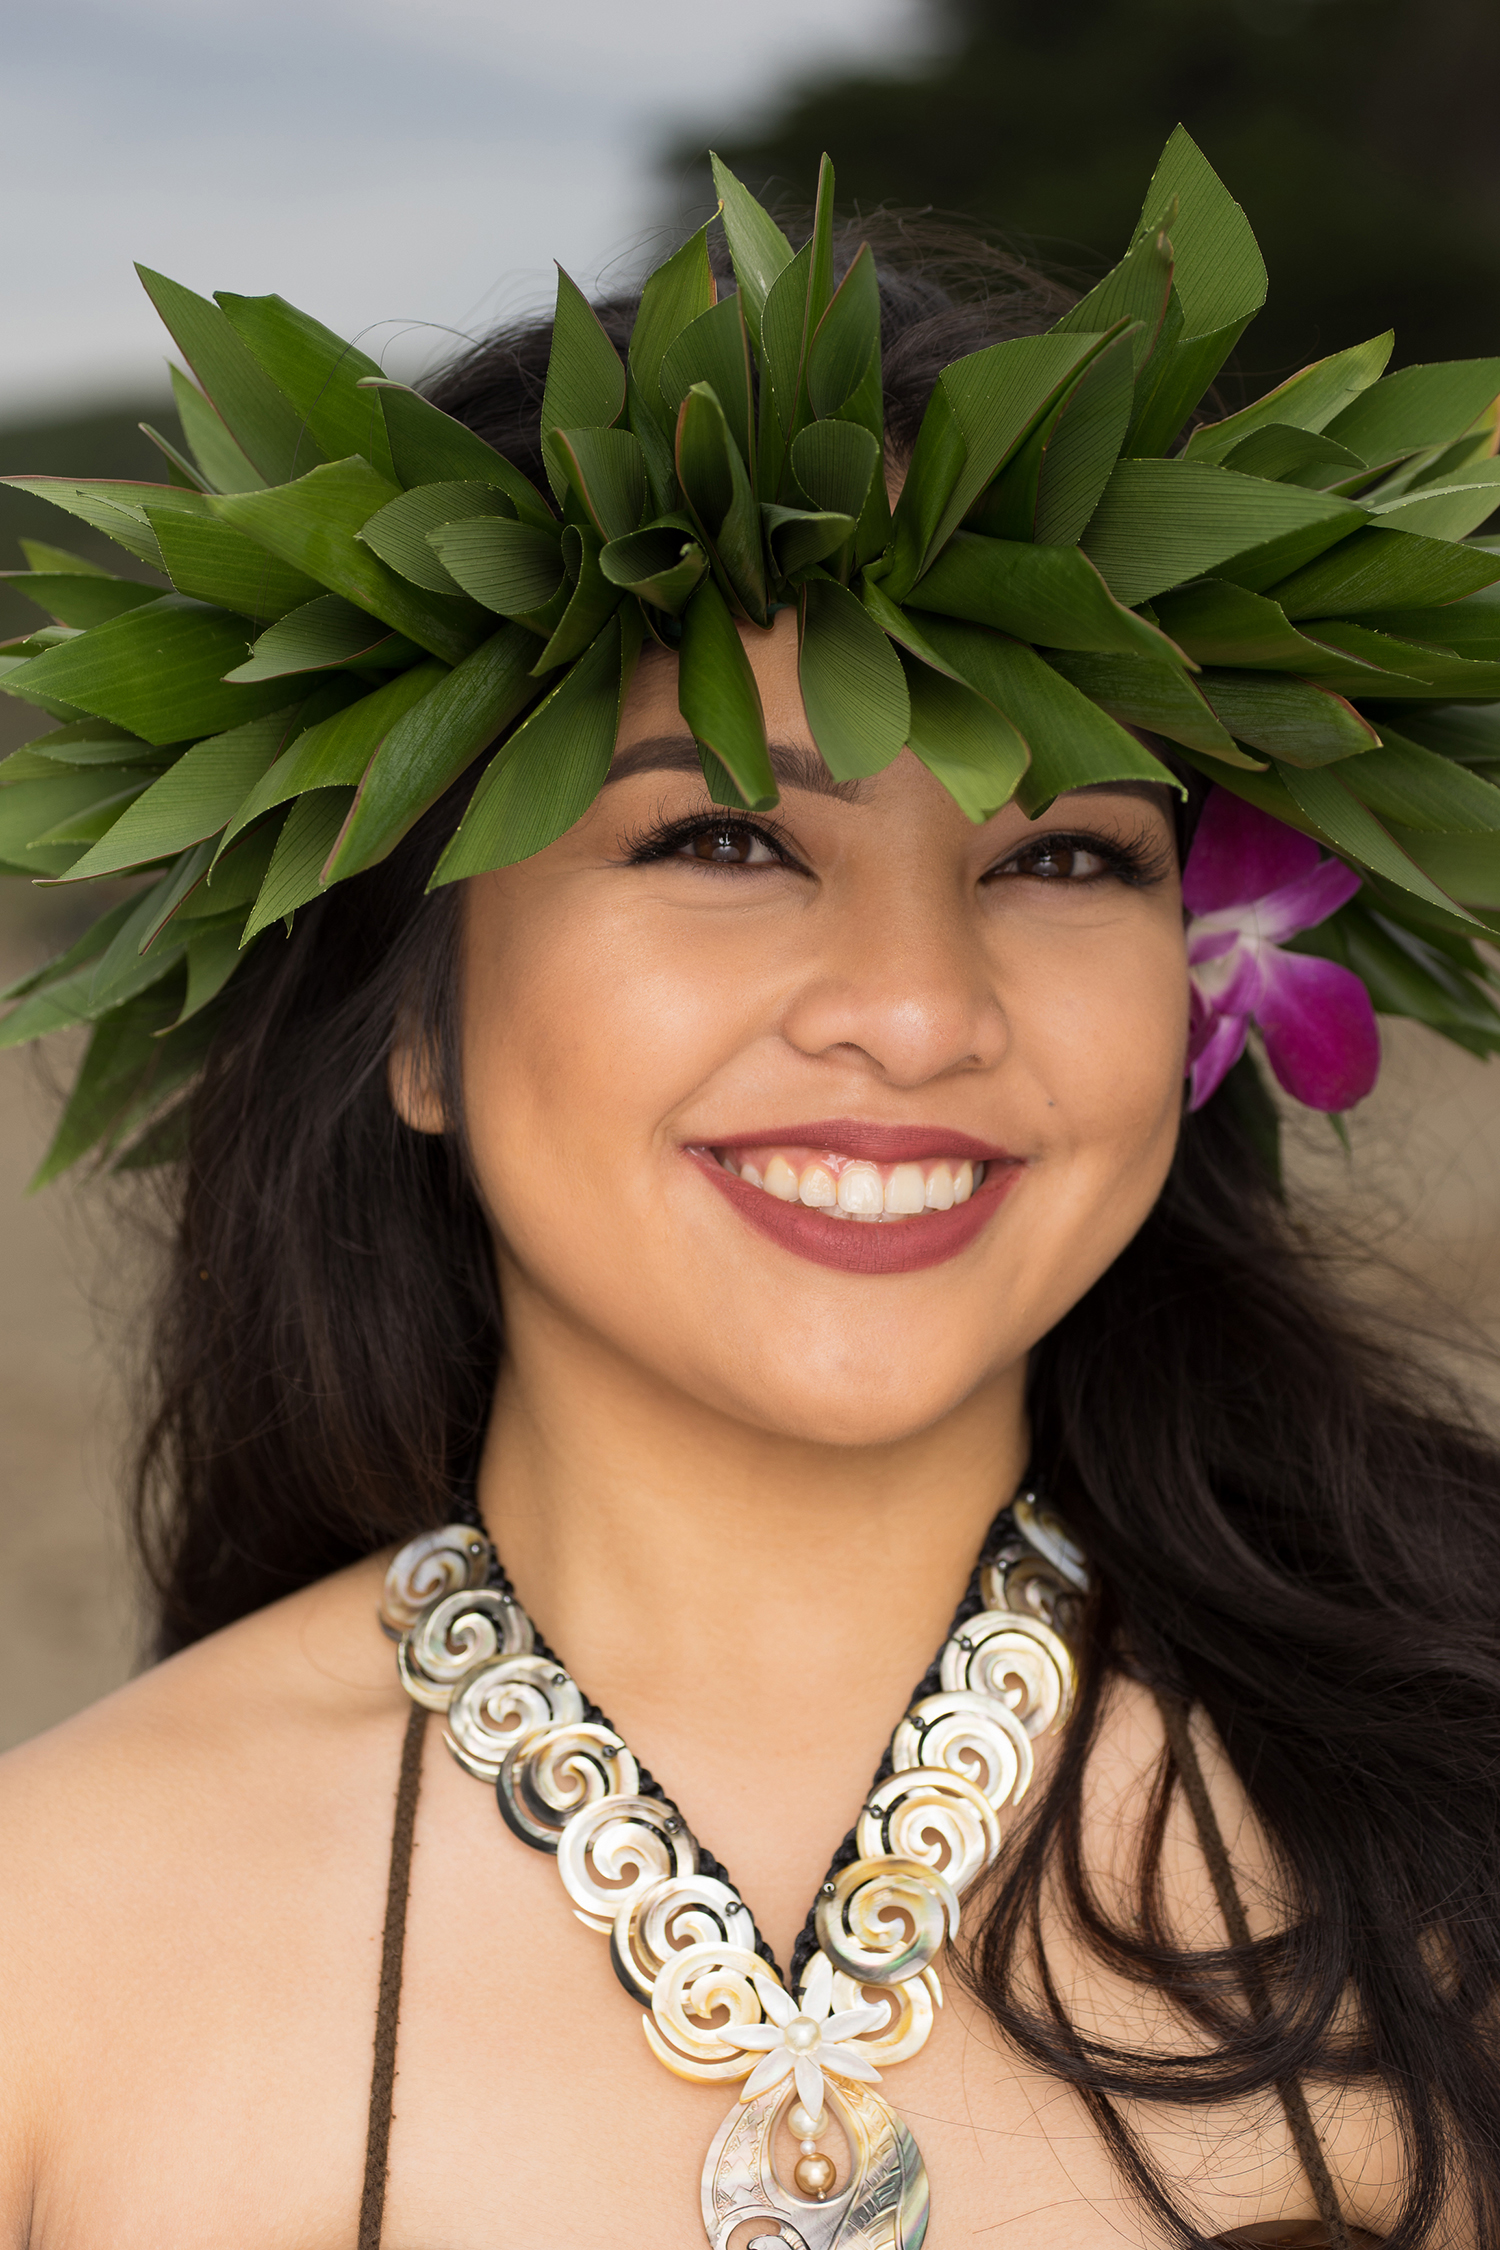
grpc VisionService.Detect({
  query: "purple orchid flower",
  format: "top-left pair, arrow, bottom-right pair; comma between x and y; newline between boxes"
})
1183,788 -> 1380,1113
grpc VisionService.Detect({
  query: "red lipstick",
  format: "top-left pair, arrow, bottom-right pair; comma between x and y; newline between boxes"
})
708,1119 -> 1008,1164
686,1123 -> 1022,1276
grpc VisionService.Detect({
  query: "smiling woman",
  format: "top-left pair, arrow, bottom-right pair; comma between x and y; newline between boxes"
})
2,143 -> 1500,2250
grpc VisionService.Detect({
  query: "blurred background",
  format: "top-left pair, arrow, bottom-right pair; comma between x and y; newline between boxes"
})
4,0 -> 1500,1748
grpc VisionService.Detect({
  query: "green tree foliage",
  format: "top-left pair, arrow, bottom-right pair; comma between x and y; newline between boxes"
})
688,0 -> 1500,383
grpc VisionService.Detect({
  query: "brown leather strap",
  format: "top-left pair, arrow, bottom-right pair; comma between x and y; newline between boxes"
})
359,1700 -> 428,2250
1156,1693 -> 1354,2250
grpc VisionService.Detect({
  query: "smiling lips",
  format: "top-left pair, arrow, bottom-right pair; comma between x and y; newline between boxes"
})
689,1121 -> 1021,1275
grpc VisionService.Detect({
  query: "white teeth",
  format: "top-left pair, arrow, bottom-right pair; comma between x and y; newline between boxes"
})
763,1154 -> 800,1203
925,1164 -> 954,1211
714,1144 -> 993,1220
884,1163 -> 927,1216
837,1161 -> 884,1218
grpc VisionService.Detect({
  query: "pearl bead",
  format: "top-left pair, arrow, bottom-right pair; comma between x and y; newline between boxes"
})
788,2100 -> 827,2140
794,2151 -> 837,2198
784,2014 -> 821,2053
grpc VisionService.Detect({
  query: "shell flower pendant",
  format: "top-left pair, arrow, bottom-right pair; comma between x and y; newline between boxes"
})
731,1956 -> 887,2113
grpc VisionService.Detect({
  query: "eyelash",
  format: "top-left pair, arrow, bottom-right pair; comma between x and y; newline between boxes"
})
620,811 -> 802,869
621,811 -> 1171,887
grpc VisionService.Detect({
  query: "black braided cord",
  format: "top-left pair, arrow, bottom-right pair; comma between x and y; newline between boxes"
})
449,1482 -> 1018,1986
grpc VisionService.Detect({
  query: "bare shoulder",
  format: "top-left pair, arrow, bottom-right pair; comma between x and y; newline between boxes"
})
0,1549 -> 402,1893
0,1554 -> 410,2244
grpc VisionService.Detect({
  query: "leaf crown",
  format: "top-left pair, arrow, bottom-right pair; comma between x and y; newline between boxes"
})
3,128 -> 1499,1182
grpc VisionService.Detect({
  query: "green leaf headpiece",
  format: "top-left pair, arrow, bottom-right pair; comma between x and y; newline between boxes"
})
4,128 -> 1500,1181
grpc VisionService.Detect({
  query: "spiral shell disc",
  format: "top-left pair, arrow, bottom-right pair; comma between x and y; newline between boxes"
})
379,1524 -> 494,1638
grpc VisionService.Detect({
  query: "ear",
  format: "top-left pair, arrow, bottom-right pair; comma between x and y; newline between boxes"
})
388,1022 -> 447,1136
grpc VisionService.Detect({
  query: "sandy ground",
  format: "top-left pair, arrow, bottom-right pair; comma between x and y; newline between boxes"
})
2,877 -> 1498,1752
0,881 -> 144,1751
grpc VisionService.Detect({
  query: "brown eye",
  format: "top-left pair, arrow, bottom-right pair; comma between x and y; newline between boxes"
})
683,824 -> 775,865
998,838 -> 1109,881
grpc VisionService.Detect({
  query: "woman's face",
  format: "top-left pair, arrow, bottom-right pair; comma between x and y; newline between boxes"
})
450,612 -> 1189,1446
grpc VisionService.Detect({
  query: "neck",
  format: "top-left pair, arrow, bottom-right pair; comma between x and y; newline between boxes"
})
475,1287 -> 1028,1965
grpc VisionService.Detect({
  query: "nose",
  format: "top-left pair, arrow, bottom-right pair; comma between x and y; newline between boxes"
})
776,865 -> 1007,1089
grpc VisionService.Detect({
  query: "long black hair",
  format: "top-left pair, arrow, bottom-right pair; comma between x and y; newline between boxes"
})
132,219 -> 1500,2247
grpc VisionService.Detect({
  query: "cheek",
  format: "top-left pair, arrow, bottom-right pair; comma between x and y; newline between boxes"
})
458,881 -> 742,1213
1018,921 -> 1189,1137
995,915 -> 1189,1292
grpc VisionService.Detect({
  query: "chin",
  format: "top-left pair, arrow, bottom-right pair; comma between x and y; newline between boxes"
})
694,1341 -> 1001,1451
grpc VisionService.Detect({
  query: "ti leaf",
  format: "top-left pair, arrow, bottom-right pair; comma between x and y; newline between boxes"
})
975,332 -> 1136,548
660,297 -> 755,473
915,616 -> 1182,813
710,152 -> 795,339
145,507 -> 325,620
0,571 -> 161,630
1042,649 -> 1253,763
1054,202 -> 1174,372
427,517 -> 566,619
549,427 -> 648,543
55,700 -> 308,879
28,988 -> 190,1189
1,477 -> 209,573
359,380 -> 554,524
599,523 -> 708,613
172,912 -> 252,1023
1184,334 -> 1395,464
540,269 -> 627,501
677,383 -> 767,622
1324,360 -> 1500,464
1080,459 -> 1363,606
1348,728 -> 1500,833
1121,128 -> 1268,458
136,266 -> 318,485
529,526 -> 624,673
761,505 -> 857,577
797,577 -> 910,779
214,290 -> 396,483
1264,525 -> 1500,617
628,224 -> 716,442
211,459 -> 491,665
901,654 -> 1030,821
889,330 -> 1118,596
358,481 -> 515,595
1152,578 -> 1403,684
1219,425 -> 1366,486
431,611 -> 633,882
218,660 -> 446,854
169,364 -> 266,494
678,578 -> 776,808
328,623 -> 545,880
4,597 -> 292,745
1366,461 -> 1500,541
808,242 -> 881,427
759,153 -> 837,452
908,532 -> 1189,667
225,594 -> 419,681
1193,671 -> 1378,767
243,789 -> 353,937
790,420 -> 879,526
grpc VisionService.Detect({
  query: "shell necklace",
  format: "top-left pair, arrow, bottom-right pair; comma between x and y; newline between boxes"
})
379,1493 -> 1086,2250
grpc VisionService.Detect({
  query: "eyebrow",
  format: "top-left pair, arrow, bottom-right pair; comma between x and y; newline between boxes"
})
606,734 -> 865,800
605,738 -> 1175,820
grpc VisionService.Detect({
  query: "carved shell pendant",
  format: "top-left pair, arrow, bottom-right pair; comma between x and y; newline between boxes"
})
380,1496 -> 1086,2248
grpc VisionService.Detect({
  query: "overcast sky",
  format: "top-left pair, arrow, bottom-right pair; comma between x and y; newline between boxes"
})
3,0 -> 933,418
